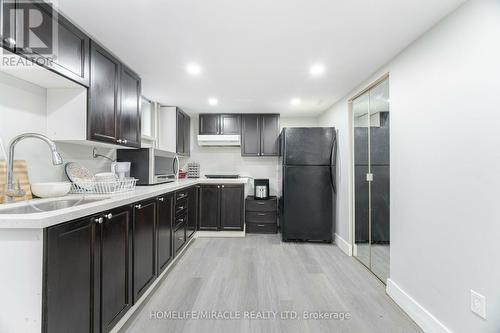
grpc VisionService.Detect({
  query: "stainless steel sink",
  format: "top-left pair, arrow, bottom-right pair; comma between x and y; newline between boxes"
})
0,198 -> 104,214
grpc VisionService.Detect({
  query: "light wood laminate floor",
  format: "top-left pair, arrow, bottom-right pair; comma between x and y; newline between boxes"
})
121,235 -> 421,333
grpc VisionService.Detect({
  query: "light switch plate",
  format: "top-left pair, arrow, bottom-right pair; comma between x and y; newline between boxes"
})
470,290 -> 486,319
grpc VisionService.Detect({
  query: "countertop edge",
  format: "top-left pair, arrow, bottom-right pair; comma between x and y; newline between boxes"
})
0,178 -> 249,229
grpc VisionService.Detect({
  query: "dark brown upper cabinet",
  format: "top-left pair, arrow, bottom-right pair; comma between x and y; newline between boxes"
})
5,1 -> 90,86
199,114 -> 241,135
132,199 -> 157,302
260,114 -> 280,156
176,108 -> 191,156
119,64 -> 141,148
241,114 -> 280,156
199,114 -> 220,135
220,114 -> 241,134
89,41 -> 141,148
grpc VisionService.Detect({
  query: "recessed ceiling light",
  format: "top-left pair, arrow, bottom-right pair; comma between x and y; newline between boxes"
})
290,98 -> 301,106
186,63 -> 202,76
208,97 -> 218,106
309,63 -> 325,77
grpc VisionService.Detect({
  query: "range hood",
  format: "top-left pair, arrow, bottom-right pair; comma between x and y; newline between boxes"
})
197,135 -> 241,146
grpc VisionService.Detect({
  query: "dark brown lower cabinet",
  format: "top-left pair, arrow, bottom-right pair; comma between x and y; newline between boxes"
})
220,185 -> 244,230
199,185 -> 220,231
157,193 -> 174,273
133,199 -> 157,302
199,184 -> 244,231
44,206 -> 132,333
100,207 -> 133,332
186,186 -> 199,238
44,217 -> 98,333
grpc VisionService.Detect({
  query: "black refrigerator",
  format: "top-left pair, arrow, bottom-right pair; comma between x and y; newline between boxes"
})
280,127 -> 337,242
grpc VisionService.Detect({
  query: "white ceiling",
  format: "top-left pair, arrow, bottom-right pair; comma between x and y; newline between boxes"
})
57,0 -> 466,116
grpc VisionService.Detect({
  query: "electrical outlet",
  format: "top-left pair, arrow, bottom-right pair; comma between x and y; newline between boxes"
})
470,290 -> 486,319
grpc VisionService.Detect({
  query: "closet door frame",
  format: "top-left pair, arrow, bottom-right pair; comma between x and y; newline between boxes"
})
349,73 -> 390,283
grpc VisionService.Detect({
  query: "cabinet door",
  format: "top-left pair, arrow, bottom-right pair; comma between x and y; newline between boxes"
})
133,199 -> 157,301
89,42 -> 120,145
45,217 -> 98,333
183,112 -> 191,156
176,109 -> 184,154
157,194 -> 173,272
120,65 -> 141,148
100,207 -> 132,333
199,114 -> 220,135
14,2 -> 90,86
241,114 -> 260,156
186,186 -> 199,238
199,185 -> 220,230
220,184 -> 244,230
220,114 -> 241,135
261,114 -> 280,156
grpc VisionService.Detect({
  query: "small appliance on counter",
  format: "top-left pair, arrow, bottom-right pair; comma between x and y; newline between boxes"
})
254,179 -> 269,200
187,162 -> 200,178
116,148 -> 179,185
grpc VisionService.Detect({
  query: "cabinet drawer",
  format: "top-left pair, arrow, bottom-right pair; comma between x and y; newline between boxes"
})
175,199 -> 188,216
174,223 -> 186,253
246,211 -> 276,224
246,222 -> 277,234
174,212 -> 187,229
246,199 -> 277,212
175,190 -> 189,202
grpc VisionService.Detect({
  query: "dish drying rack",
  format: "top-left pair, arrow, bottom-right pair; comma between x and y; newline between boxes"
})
70,178 -> 138,194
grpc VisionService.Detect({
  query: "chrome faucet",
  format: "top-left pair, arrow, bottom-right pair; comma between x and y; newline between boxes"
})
5,133 -> 63,202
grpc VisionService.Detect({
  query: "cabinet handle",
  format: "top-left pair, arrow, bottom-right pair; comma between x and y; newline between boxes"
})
135,204 -> 142,209
257,213 -> 266,216
105,213 -> 113,219
94,217 -> 104,224
117,139 -> 123,144
158,197 -> 164,202
217,185 -> 220,188
257,224 -> 266,227
123,139 -> 128,144
178,218 -> 184,222
257,202 -> 265,205
178,206 -> 184,210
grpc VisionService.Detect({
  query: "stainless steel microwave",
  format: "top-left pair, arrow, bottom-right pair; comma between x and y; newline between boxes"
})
116,148 -> 179,185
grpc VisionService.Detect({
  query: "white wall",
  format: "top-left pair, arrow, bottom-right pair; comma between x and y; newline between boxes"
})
317,0 -> 500,332
183,115 -> 318,196
0,72 -> 113,183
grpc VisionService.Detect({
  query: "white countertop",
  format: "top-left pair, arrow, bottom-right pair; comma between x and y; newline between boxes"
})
0,178 -> 249,229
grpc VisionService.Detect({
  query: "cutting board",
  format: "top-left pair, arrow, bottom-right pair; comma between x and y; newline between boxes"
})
0,160 -> 32,204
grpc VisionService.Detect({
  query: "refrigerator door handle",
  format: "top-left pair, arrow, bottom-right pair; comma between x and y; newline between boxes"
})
330,134 -> 337,193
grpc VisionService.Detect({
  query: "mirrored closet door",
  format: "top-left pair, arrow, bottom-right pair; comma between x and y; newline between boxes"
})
352,77 -> 390,283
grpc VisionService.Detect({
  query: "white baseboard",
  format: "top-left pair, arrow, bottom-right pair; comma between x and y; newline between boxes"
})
386,279 -> 452,333
195,230 -> 246,238
110,235 -> 196,333
334,233 -> 352,256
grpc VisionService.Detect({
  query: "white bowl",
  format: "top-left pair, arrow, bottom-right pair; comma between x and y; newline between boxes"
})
31,182 -> 71,198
